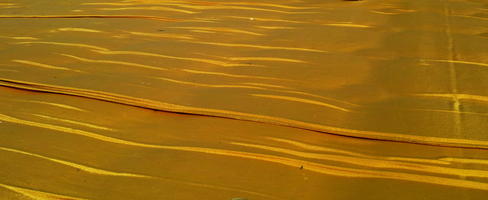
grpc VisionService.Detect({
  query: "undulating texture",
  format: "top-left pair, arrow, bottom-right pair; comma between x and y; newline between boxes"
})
1,0 -> 487,199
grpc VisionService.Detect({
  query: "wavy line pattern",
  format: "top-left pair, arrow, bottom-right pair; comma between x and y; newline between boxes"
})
0,183 -> 89,200
0,146 -> 149,178
1,0 -> 488,198
0,15 -> 178,21
12,60 -> 83,73
59,54 -> 169,71
0,79 -> 487,149
18,100 -> 86,112
2,112 -> 488,191
229,141 -> 488,178
31,114 -> 115,131
250,94 -> 351,112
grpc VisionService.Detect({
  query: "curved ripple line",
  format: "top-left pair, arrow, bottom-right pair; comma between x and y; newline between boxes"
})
169,26 -> 264,36
256,26 -> 295,30
413,93 -> 488,103
425,59 -> 488,67
154,77 -> 264,89
19,100 -> 86,112
31,114 -> 114,131
251,94 -> 351,112
228,57 -> 307,63
230,142 -> 488,178
0,15 -> 177,21
155,76 -> 353,109
187,41 -> 326,53
322,23 -> 371,28
91,49 -> 254,67
0,183 -> 89,200
1,79 -> 488,149
242,82 -> 290,89
164,147 -> 488,191
149,3 -> 315,14
12,59 -> 82,73
59,54 -> 168,71
181,69 -> 292,82
0,146 -> 149,178
1,113 -> 487,190
0,113 -> 151,147
228,16 -> 304,24
220,2 -> 317,10
127,31 -> 195,40
54,27 -> 102,33
440,157 -> 488,166
276,89 -> 359,107
17,41 -> 109,51
0,142 -> 277,199
96,6 -> 197,14
268,137 -> 451,165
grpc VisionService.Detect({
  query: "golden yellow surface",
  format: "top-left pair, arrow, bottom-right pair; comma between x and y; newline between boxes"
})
0,0 -> 487,199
